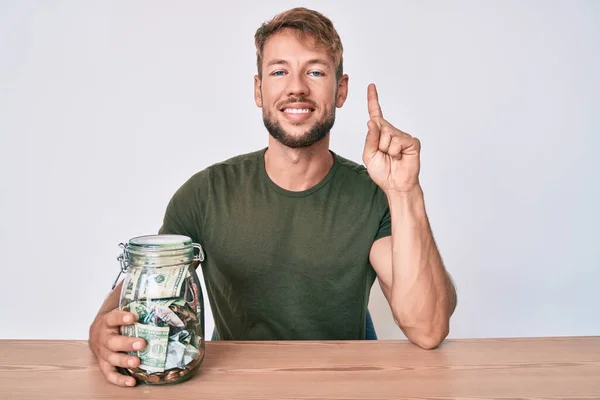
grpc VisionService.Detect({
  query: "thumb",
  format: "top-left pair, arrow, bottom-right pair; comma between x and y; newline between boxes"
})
363,119 -> 380,164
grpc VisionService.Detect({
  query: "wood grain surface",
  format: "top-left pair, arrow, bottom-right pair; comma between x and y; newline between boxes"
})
1,337 -> 599,399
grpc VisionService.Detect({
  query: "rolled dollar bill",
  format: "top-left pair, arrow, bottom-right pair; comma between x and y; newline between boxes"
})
169,329 -> 191,345
153,303 -> 185,327
126,265 -> 188,301
128,300 -> 185,327
128,302 -> 153,325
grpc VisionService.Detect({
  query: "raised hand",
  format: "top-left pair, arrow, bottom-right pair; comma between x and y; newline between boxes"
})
362,83 -> 421,194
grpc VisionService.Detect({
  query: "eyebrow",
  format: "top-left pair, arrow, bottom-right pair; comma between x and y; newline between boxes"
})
265,58 -> 331,69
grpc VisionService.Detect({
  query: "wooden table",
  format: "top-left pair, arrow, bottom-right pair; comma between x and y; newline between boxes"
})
1,337 -> 599,399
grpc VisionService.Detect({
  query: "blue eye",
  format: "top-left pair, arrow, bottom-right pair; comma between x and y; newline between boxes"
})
272,71 -> 285,76
309,71 -> 324,77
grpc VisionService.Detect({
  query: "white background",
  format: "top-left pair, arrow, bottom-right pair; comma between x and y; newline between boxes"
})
1,0 -> 598,340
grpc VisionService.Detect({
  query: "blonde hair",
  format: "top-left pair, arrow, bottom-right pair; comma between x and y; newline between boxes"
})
254,7 -> 344,81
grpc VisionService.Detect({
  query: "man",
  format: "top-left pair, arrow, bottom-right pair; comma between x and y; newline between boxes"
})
89,7 -> 457,387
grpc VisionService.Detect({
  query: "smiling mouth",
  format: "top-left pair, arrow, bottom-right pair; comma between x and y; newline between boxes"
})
282,108 -> 314,114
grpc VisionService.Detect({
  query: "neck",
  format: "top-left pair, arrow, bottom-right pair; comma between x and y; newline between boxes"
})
264,135 -> 334,192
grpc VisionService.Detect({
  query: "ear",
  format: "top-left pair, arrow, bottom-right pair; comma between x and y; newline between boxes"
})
254,75 -> 262,107
335,74 -> 349,108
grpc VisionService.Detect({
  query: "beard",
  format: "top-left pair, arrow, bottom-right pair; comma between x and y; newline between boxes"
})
262,99 -> 336,149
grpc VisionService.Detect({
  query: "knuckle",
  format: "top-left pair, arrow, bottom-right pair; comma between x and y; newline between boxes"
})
106,309 -> 131,328
110,309 -> 125,324
100,360 -> 113,375
100,334 -> 113,352
95,343 -> 109,361
103,311 -> 116,327
106,334 -> 123,351
100,344 -> 118,365
107,352 -> 130,368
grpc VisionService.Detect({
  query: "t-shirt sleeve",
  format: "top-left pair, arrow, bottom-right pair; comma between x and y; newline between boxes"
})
373,189 -> 391,241
158,170 -> 208,244
374,206 -> 391,241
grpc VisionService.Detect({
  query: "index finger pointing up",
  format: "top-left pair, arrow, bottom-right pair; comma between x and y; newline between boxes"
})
367,83 -> 383,120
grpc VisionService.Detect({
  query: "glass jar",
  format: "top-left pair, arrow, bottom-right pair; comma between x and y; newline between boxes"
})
113,234 -> 206,385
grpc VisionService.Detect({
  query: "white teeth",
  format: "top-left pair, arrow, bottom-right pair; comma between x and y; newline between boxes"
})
284,108 -> 311,114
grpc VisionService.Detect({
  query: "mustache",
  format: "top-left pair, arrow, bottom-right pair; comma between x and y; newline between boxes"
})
277,97 -> 318,109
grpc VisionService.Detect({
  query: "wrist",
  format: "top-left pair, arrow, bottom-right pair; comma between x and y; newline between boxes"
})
385,184 -> 427,218
385,184 -> 423,203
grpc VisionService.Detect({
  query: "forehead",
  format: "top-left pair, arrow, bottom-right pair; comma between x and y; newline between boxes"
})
262,29 -> 334,66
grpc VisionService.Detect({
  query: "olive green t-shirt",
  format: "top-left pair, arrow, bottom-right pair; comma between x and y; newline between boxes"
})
159,148 -> 391,340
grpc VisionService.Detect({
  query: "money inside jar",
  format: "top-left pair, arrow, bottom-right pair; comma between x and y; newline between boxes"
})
117,235 -> 206,385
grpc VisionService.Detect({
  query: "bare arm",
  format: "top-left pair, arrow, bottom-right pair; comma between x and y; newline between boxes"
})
371,185 -> 456,349
362,83 -> 456,349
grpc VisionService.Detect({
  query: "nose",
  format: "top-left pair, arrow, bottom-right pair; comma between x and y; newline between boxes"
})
286,72 -> 310,97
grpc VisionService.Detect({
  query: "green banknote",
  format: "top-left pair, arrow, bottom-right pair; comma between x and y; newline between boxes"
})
126,265 -> 188,301
135,323 -> 170,373
128,300 -> 185,327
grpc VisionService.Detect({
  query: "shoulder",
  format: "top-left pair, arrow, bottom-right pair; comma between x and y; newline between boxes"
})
332,151 -> 389,207
182,149 -> 264,186
203,148 -> 264,179
332,151 -> 375,186
170,148 -> 264,200
334,152 -> 366,172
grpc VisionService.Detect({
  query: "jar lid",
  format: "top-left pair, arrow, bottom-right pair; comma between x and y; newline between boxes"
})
128,234 -> 192,250
112,234 -> 203,289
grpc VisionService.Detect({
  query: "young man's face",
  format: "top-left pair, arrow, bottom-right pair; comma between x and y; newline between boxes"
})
254,28 -> 348,148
